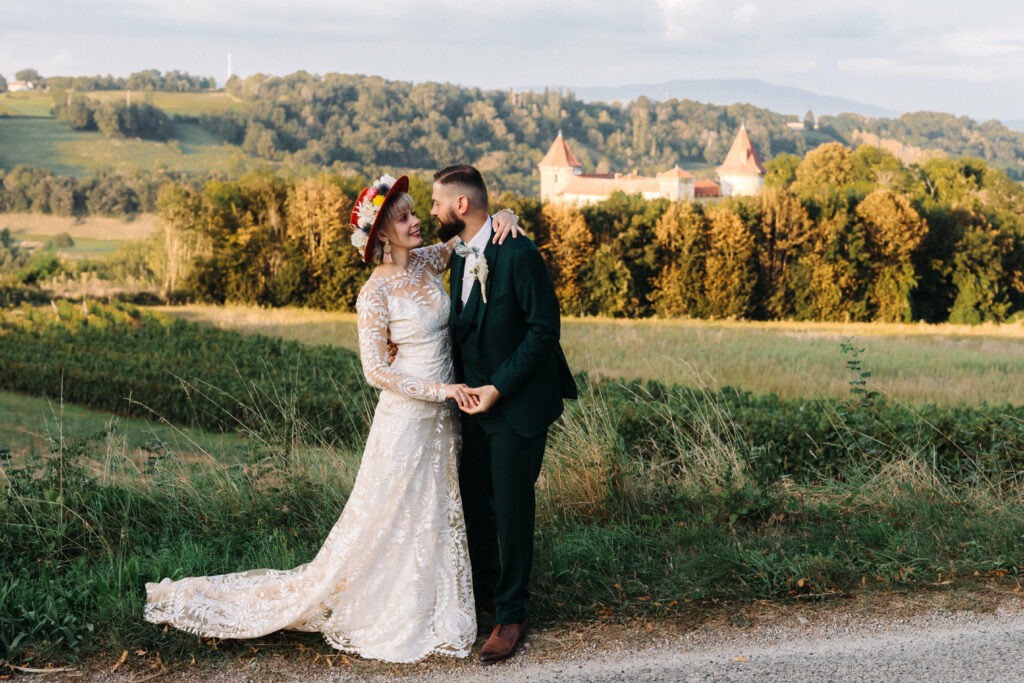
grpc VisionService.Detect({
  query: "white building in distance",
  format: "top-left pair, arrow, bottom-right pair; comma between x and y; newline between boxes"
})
539,126 -> 766,204
539,132 -> 696,205
715,125 -> 766,197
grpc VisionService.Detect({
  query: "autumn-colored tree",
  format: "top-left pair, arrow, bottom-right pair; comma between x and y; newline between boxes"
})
155,184 -> 208,297
855,189 -> 927,321
793,142 -> 853,195
704,204 -> 756,318
539,203 -> 595,315
649,201 -> 708,317
287,175 -> 350,279
755,188 -> 811,318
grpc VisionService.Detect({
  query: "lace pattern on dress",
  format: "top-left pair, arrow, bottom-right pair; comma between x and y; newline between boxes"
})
144,240 -> 474,663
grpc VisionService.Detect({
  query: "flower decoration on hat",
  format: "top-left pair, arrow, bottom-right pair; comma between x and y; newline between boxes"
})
349,173 -> 408,263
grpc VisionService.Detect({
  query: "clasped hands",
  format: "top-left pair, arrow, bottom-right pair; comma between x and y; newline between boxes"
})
444,383 -> 501,414
386,340 -> 499,414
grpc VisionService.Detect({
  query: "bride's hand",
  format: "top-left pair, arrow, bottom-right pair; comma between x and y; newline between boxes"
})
445,383 -> 480,410
491,208 -> 525,245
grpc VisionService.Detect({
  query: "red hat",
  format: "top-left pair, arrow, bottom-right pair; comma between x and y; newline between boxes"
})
350,174 -> 410,263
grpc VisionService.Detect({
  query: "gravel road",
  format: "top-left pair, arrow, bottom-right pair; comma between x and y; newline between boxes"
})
74,594 -> 1024,682
447,608 -> 1024,682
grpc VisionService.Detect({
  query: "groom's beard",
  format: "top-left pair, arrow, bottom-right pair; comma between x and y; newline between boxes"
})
436,212 -> 465,242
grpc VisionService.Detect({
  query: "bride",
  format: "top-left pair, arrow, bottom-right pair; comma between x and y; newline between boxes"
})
144,174 -> 524,662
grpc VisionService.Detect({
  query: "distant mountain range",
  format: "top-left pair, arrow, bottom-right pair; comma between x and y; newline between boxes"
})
1004,120 -> 1024,132
522,78 -> 899,119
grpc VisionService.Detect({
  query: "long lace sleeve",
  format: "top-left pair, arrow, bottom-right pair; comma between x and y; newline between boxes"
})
411,242 -> 454,275
356,280 -> 447,402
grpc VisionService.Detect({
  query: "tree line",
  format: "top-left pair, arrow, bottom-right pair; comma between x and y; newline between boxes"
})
194,71 -> 808,196
185,72 -> 1024,195
821,112 -> 1024,180
0,165 -> 216,216
53,98 -> 168,139
2,68 -> 216,92
147,144 -> 1022,324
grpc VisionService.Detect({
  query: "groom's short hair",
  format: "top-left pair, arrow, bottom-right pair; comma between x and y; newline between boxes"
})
434,165 -> 488,210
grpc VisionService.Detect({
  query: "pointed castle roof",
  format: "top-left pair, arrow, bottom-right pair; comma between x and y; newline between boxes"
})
539,131 -> 582,168
716,126 -> 766,176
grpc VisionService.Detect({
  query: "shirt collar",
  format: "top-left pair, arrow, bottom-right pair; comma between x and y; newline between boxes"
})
464,217 -> 492,253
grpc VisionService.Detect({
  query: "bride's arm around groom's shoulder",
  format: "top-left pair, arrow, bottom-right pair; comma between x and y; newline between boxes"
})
409,209 -> 524,275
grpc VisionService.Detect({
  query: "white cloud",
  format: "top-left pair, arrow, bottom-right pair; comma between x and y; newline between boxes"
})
733,2 -> 758,26
3,0 -> 1024,118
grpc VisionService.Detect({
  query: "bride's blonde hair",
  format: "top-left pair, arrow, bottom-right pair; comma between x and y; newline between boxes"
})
369,192 -> 415,264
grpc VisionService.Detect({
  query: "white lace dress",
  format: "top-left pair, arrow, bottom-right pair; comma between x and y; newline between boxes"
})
144,242 -> 476,663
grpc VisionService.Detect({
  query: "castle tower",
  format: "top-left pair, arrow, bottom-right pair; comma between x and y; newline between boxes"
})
716,125 -> 766,197
656,166 -> 696,201
538,131 -> 582,202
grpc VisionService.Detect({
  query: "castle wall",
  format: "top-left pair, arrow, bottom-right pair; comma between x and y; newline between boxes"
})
720,175 -> 763,197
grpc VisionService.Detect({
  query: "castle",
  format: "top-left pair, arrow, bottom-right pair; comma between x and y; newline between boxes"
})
538,126 -> 766,205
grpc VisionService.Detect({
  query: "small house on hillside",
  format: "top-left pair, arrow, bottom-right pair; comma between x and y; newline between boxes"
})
7,80 -> 36,92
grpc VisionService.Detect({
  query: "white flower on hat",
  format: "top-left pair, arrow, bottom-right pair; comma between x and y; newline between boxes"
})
350,229 -> 369,249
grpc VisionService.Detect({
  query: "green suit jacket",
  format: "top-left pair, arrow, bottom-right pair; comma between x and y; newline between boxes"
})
450,234 -> 577,438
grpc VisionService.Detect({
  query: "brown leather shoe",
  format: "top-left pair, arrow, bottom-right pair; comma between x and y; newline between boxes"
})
478,620 -> 528,665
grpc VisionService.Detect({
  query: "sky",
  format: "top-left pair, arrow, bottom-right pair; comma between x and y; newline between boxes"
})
2,0 -> 1023,122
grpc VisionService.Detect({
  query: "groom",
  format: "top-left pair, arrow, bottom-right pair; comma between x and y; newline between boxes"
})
431,164 -> 577,664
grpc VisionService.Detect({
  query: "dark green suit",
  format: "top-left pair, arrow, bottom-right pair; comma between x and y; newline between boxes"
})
450,232 -> 576,625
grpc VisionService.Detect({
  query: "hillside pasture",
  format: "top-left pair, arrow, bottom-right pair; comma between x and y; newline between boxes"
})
151,304 -> 1024,407
0,92 -> 53,117
0,117 -> 260,176
0,212 -> 160,240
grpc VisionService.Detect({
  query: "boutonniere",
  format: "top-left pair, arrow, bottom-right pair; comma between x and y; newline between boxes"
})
470,257 -> 489,303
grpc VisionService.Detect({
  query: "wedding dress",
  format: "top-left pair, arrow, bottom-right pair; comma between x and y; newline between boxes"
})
144,242 -> 476,662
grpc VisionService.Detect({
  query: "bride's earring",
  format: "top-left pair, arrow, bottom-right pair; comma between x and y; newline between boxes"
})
381,240 -> 393,264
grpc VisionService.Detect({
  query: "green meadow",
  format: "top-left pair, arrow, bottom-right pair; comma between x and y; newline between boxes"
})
151,305 -> 1024,407
4,303 -> 1024,667
0,117 -> 257,176
0,91 -> 260,177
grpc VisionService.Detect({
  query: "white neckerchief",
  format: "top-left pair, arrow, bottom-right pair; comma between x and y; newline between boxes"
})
460,217 -> 492,306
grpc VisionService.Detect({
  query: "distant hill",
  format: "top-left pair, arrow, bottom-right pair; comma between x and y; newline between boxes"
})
525,79 -> 898,119
1005,119 -> 1024,133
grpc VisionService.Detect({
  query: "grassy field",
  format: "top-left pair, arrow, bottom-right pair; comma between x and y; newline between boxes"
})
0,212 -> 160,240
0,91 -> 244,118
0,117 -> 259,176
0,390 -> 242,465
0,89 -> 260,176
152,304 -> 1024,406
5,302 -> 1024,665
0,92 -> 54,117
12,233 -> 135,257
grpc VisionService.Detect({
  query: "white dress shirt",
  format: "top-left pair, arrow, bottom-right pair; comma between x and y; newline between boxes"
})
460,217 -> 492,306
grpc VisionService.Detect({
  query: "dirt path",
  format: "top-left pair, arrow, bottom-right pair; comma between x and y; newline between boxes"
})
41,588 -> 1024,682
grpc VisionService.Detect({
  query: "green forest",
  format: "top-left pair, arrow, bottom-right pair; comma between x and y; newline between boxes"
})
3,70 -> 1024,324
5,142 -> 1019,324
6,69 -> 1021,192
